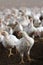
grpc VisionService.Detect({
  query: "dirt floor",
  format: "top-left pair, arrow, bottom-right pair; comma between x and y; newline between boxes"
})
0,0 -> 43,9
0,38 -> 43,65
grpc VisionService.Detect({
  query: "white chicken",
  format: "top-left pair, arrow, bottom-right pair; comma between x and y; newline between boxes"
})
1,31 -> 19,57
1,30 -> 34,63
0,32 -> 4,42
33,14 -> 41,27
3,8 -> 11,16
17,15 -> 30,28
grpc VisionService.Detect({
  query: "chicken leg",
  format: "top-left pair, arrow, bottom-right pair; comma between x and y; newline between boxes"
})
19,54 -> 24,64
8,48 -> 13,57
27,53 -> 35,62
